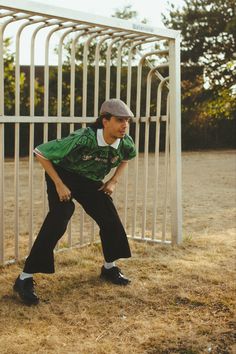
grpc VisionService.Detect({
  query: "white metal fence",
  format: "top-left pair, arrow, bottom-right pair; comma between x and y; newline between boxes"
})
0,0 -> 182,265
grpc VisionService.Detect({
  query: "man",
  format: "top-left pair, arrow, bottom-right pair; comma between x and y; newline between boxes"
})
13,98 -> 136,305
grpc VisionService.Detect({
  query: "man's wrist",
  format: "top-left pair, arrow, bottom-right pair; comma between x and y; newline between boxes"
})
54,177 -> 63,186
110,177 -> 118,184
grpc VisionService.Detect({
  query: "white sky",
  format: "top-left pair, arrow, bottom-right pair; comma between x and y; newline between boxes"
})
28,0 -> 185,26
3,0 -> 185,64
36,0 -> 184,27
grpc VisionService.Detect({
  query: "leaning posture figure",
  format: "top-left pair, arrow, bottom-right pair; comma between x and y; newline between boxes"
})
14,98 -> 136,305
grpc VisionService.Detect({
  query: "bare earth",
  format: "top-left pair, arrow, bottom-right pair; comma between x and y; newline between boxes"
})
0,150 -> 235,353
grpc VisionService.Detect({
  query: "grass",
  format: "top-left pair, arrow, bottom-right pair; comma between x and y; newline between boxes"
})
1,150 -> 235,353
0,233 -> 235,354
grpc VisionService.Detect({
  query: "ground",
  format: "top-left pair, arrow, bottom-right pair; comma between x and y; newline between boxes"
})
0,150 -> 235,354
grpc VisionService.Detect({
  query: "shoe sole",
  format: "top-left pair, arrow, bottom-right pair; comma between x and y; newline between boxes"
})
13,286 -> 39,306
100,274 -> 131,286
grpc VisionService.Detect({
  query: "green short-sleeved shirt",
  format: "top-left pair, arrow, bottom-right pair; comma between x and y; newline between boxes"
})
34,127 -> 136,181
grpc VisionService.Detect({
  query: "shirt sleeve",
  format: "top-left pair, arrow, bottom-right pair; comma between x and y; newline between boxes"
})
122,135 -> 136,161
34,129 -> 85,163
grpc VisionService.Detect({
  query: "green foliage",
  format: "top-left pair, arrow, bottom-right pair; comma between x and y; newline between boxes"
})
112,5 -> 138,20
163,0 -> 236,148
3,38 -> 27,114
3,38 -> 44,116
112,5 -> 148,23
163,0 -> 236,91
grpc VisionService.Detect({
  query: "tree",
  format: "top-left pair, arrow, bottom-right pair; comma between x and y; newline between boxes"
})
163,0 -> 236,90
162,0 -> 236,149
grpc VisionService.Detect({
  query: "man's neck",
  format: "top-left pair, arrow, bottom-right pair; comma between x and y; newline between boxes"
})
103,129 -> 117,145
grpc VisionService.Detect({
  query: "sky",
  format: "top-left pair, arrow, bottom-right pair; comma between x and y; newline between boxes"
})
28,0 -> 185,27
3,0 -> 185,64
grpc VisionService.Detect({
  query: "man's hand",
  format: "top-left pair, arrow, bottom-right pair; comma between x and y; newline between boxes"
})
55,181 -> 72,202
98,161 -> 129,196
98,179 -> 117,196
35,154 -> 71,202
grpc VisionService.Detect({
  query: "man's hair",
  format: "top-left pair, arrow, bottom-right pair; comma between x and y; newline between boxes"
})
92,113 -> 112,129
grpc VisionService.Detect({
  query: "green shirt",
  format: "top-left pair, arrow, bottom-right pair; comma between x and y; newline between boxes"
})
34,127 -> 136,181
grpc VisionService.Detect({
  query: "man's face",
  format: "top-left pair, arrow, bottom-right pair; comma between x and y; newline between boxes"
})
103,116 -> 130,139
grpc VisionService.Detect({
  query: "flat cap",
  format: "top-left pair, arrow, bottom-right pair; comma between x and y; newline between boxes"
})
100,98 -> 134,118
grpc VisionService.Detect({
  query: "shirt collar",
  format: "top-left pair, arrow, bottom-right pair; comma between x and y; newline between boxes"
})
97,129 -> 120,149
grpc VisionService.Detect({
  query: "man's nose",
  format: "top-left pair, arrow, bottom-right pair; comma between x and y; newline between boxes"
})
123,120 -> 128,128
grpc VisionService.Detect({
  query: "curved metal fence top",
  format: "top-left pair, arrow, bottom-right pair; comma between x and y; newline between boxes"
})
0,0 -> 180,40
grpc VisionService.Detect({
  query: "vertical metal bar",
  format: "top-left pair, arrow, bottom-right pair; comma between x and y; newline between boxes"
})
83,33 -> 97,118
169,37 -> 182,244
43,29 -> 50,219
45,25 -> 60,118
94,32 -> 124,111
94,35 -> 110,115
14,24 -> 24,260
106,37 -> 120,100
80,34 -> 90,245
28,122 -> 34,250
56,28 -> 73,250
122,43 -> 133,229
116,36 -> 141,98
162,94 -> 170,242
42,122 -> 48,218
69,31 -> 92,245
43,26 -> 60,219
67,123 -> 74,247
142,69 -> 154,238
69,31 -> 78,247
116,44 -> 122,99
93,34 -> 113,242
82,30 -> 104,244
70,32 -> 77,118
132,59 -> 142,238
152,77 -> 169,240
126,47 -> 133,107
14,20 -> 33,258
0,25 -> 4,264
116,39 -> 130,99
58,28 -> 73,118
71,28 -> 90,117
130,44 -> 157,238
0,18 -> 28,264
152,116 -> 160,240
29,25 -> 45,249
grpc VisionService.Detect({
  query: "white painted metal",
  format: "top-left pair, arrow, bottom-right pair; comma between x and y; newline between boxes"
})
168,37 -> 182,244
152,77 -> 169,239
0,1 -> 182,265
162,94 -> 170,241
0,0 -> 179,39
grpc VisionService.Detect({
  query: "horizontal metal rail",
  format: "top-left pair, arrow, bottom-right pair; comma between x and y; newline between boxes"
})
0,1 -> 182,266
0,116 -> 168,123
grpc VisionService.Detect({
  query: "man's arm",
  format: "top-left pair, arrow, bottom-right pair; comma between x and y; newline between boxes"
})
36,154 -> 71,202
99,161 -> 128,194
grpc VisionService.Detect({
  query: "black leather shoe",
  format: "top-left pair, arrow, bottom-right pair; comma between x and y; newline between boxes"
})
13,276 -> 39,305
100,266 -> 131,285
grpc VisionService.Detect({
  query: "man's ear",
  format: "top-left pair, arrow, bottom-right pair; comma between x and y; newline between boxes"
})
102,117 -> 108,128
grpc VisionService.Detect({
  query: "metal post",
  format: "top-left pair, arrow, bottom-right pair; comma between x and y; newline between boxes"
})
168,36 -> 182,244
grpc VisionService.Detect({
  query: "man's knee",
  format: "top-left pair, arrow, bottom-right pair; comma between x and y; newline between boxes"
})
51,200 -> 75,220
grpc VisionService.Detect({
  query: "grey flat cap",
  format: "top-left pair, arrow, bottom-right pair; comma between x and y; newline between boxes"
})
100,98 -> 134,118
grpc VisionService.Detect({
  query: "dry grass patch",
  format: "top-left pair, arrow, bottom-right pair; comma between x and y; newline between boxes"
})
0,233 -> 235,354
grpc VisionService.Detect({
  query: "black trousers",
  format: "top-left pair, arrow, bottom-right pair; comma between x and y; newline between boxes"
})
23,166 -> 131,274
